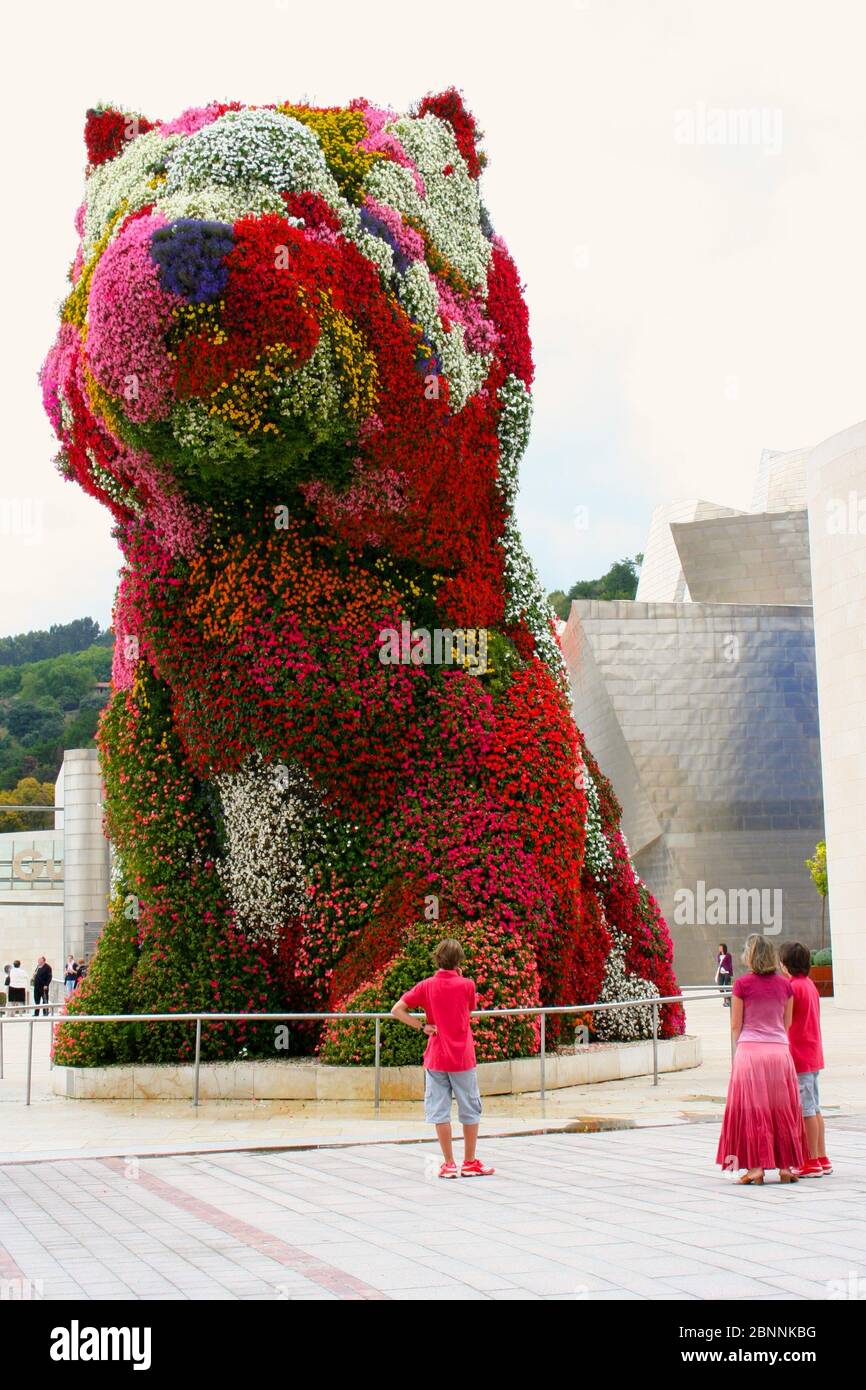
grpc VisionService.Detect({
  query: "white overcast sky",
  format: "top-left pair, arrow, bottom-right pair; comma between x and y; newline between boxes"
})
2,0 -> 865,637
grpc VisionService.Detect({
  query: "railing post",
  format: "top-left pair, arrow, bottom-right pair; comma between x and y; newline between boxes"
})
651,1001 -> 659,1087
193,1018 -> 202,1108
0,1015 -> 4,1080
25,1020 -> 34,1106
374,1016 -> 381,1114
539,1011 -> 546,1105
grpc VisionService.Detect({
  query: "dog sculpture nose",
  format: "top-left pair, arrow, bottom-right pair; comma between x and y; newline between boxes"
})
149,219 -> 235,304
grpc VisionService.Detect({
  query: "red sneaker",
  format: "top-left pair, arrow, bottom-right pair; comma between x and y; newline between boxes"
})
438,1161 -> 458,1179
819,1156 -> 833,1174
461,1158 -> 495,1177
794,1159 -> 824,1178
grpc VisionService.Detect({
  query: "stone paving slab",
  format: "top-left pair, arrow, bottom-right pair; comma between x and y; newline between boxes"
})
1,1120 -> 864,1301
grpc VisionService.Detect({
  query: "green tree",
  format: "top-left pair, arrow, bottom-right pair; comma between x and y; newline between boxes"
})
805,840 -> 828,951
0,642 -> 114,781
548,555 -> 643,621
0,617 -> 105,666
0,776 -> 55,832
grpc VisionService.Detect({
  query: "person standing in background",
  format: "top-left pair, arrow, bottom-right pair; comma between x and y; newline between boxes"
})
715,942 -> 734,1007
64,955 -> 79,996
33,956 -> 52,1016
7,960 -> 29,1009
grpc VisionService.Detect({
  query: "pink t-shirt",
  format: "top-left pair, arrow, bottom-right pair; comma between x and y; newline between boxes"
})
787,974 -> 824,1073
400,970 -> 478,1071
734,971 -> 793,1043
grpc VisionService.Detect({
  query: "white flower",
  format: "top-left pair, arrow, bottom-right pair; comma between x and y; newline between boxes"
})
593,913 -> 660,1042
496,375 -> 532,507
84,129 -> 182,256
215,753 -> 322,941
164,109 -> 327,196
582,768 -> 614,881
366,115 -> 491,290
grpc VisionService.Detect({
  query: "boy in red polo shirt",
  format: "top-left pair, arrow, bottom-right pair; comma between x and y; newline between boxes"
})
391,938 -> 495,1179
780,941 -> 831,1178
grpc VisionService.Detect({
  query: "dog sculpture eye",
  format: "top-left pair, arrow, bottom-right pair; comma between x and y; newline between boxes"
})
44,94 -> 684,1073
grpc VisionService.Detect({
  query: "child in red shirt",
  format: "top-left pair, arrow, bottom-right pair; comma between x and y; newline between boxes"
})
780,941 -> 831,1178
391,938 -> 495,1180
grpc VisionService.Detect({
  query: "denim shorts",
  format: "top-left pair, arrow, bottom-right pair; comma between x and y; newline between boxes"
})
424,1068 -> 483,1125
798,1070 -> 821,1118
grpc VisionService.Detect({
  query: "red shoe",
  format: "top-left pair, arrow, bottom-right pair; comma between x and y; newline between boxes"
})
438,1161 -> 459,1179
794,1159 -> 824,1178
461,1158 -> 495,1177
819,1156 -> 833,1174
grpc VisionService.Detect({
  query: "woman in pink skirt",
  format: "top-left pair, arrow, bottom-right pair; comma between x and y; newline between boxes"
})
716,934 -> 805,1184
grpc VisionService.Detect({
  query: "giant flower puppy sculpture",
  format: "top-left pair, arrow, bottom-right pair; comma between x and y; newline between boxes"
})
42,94 -> 683,1066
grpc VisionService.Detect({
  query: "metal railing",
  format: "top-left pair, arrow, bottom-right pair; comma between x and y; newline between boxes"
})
0,989 -> 730,1109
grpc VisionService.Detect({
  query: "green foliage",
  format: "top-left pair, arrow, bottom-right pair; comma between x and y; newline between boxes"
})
52,894 -> 143,1066
54,668 -> 280,1067
546,589 -> 569,621
319,919 -> 539,1066
805,841 -> 828,898
0,639 -> 113,786
0,776 -> 55,832
0,617 -> 108,666
810,947 -> 832,967
548,556 -> 643,621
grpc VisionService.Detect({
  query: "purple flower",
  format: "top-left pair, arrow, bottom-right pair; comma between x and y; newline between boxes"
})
149,219 -> 234,302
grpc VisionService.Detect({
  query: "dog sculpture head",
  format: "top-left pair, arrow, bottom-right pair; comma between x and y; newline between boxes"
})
41,95 -> 535,605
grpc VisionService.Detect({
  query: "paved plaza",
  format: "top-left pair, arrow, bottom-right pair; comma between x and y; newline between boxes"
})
1,998 -> 865,1301
2,1123 -> 866,1302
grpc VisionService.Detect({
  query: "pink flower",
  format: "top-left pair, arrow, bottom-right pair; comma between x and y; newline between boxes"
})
85,212 -> 177,423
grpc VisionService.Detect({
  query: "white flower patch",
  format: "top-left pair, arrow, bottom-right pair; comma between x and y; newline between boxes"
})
271,329 -> 351,436
437,323 -> 491,412
351,228 -> 396,281
496,375 -> 532,507
366,118 -> 491,289
85,451 -> 142,515
397,260 -> 490,411
164,109 -> 328,197
582,768 -> 614,882
494,379 -> 563,675
215,752 -> 323,942
84,129 -> 183,256
500,515 -> 566,681
171,403 -> 260,462
619,832 -> 642,886
592,914 -> 660,1042
156,183 -> 289,225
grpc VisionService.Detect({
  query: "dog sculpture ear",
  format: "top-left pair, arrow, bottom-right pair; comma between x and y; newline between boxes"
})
84,106 -> 156,171
415,88 -> 486,178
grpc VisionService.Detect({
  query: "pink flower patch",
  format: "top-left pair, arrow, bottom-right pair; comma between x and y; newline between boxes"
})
40,322 -> 82,435
352,99 -> 426,197
434,276 -> 499,355
85,213 -> 178,423
119,444 -> 208,558
362,197 -> 425,263
159,104 -> 228,136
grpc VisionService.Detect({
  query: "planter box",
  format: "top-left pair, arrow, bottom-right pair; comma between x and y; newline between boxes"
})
810,964 -> 834,997
52,1033 -> 702,1101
